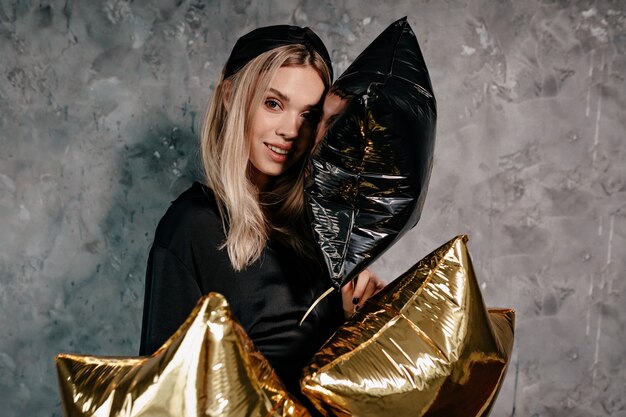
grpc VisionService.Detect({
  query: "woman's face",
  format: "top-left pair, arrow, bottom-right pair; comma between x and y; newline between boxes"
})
248,65 -> 325,189
314,91 -> 351,145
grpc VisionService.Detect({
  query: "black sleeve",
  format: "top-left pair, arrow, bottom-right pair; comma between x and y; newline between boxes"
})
139,244 -> 202,355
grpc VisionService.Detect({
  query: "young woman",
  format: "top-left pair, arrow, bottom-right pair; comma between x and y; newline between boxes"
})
139,24 -> 383,405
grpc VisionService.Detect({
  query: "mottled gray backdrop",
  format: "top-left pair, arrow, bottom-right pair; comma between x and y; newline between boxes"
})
1,0 -> 624,416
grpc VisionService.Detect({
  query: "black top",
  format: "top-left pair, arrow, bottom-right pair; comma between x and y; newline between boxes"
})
139,181 -> 343,405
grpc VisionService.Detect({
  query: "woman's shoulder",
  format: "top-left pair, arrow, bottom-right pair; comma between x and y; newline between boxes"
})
152,181 -> 224,249
170,181 -> 217,208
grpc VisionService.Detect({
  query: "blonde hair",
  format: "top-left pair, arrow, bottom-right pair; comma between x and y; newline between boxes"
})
201,44 -> 332,270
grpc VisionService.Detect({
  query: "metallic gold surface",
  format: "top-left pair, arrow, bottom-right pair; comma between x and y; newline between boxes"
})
56,293 -> 310,417
301,235 -> 515,417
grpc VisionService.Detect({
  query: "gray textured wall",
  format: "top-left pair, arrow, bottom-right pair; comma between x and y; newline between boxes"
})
1,1 -> 624,416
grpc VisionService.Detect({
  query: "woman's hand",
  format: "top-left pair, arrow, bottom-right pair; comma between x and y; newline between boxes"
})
341,268 -> 386,318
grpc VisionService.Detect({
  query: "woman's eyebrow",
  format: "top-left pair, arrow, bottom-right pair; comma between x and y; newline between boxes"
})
268,88 -> 289,103
268,87 -> 321,110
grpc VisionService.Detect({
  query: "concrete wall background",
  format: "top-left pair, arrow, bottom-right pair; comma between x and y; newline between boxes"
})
0,1 -> 624,416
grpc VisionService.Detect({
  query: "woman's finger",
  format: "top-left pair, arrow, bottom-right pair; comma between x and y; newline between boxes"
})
352,269 -> 372,304
341,269 -> 386,317
375,276 -> 386,291
357,279 -> 378,308
341,278 -> 354,296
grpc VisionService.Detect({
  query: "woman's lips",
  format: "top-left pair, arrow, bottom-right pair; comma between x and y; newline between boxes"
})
266,143 -> 290,155
265,143 -> 292,162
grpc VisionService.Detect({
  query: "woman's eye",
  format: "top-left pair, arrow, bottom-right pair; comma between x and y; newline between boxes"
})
265,99 -> 281,110
302,111 -> 320,123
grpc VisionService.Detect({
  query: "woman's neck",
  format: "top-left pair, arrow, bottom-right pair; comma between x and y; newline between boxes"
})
248,164 -> 271,192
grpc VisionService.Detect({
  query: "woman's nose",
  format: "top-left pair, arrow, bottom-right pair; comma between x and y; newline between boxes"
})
276,113 -> 299,139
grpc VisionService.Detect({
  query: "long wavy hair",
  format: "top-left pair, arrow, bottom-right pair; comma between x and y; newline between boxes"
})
200,44 -> 332,270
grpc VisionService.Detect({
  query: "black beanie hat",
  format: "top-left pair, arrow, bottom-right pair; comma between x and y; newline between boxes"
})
223,25 -> 333,80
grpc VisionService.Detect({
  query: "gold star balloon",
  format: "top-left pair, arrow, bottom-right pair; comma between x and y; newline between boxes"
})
300,235 -> 515,417
56,293 -> 310,417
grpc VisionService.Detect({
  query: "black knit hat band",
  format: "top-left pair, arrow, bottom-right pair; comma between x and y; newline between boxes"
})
223,25 -> 333,80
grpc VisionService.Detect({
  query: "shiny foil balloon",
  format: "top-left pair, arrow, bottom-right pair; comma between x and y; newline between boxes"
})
301,236 -> 515,417
307,17 -> 436,288
56,293 -> 310,417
